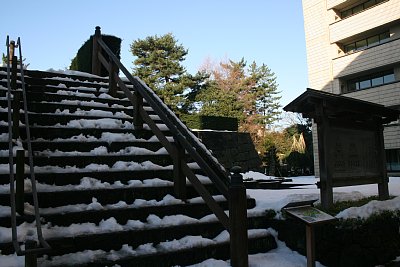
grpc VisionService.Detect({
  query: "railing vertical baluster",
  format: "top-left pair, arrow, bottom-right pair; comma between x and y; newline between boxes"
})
16,149 -> 25,215
133,91 -> 144,130
10,41 -> 17,90
92,26 -> 102,76
25,232 -> 37,267
229,166 -> 248,267
173,136 -> 186,200
11,41 -> 20,139
108,58 -> 118,97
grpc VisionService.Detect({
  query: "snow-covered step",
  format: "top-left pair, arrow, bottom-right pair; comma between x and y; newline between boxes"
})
23,69 -> 110,84
0,88 -> 134,108
0,76 -> 109,94
29,140 -> 165,153
0,111 -> 135,126
0,193 -> 238,228
0,169 -> 178,186
0,218 -> 274,262
29,90 -> 133,107
0,183 -> 218,208
0,155 -> 175,170
30,99 -> 135,112
26,154 -> 175,168
25,84 -> 128,101
0,110 -> 161,126
0,125 -> 171,140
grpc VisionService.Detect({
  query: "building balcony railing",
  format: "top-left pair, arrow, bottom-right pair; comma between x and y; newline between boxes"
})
329,0 -> 398,43
332,37 -> 400,78
344,80 -> 400,107
327,0 -> 348,10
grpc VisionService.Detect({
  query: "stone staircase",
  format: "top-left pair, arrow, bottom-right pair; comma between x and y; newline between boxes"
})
0,68 -> 276,266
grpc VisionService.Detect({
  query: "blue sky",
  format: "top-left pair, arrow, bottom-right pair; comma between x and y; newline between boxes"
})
1,0 -> 308,106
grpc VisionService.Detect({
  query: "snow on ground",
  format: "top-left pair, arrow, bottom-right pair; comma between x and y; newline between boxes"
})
191,174 -> 400,267
188,229 -> 325,267
244,173 -> 400,221
246,174 -> 400,219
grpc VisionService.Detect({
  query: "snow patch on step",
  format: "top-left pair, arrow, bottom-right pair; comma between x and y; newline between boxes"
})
0,212 -> 215,243
34,132 -> 156,143
35,145 -> 164,157
0,160 -> 171,174
41,118 -> 168,131
46,69 -> 107,79
53,108 -> 132,119
35,229 -> 270,266
56,89 -> 96,98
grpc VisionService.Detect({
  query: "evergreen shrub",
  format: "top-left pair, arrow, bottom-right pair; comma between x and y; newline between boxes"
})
181,114 -> 238,131
70,34 -> 121,76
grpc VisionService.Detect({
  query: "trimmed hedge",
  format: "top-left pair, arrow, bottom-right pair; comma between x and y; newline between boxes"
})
70,34 -> 121,76
272,210 -> 400,267
181,114 -> 238,131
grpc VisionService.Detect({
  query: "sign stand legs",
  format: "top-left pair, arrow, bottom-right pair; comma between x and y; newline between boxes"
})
306,225 -> 316,267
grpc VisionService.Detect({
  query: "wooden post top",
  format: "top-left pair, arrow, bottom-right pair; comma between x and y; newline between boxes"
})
95,26 -> 101,37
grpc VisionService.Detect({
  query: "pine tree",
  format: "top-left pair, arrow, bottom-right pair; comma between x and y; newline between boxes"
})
248,62 -> 281,127
130,33 -> 207,112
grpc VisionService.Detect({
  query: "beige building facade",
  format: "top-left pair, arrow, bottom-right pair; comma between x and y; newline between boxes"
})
302,0 -> 400,175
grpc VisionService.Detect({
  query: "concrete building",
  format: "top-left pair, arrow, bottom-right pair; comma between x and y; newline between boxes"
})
302,0 -> 400,175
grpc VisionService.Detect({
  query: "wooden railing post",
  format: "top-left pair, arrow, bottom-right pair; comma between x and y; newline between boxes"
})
10,40 -> 17,90
173,136 -> 186,200
109,58 -> 118,97
25,232 -> 37,267
16,149 -> 25,215
229,166 -> 248,267
132,90 -> 144,130
10,40 -> 20,139
92,26 -> 102,76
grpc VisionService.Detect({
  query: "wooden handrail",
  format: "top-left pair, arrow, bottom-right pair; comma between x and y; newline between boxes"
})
5,36 -> 51,259
94,29 -> 231,221
92,26 -> 248,266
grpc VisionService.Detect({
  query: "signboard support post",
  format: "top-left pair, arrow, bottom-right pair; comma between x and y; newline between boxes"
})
306,224 -> 316,267
377,123 -> 389,200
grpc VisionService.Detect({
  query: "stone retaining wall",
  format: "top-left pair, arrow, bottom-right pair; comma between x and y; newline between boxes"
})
193,130 -> 262,172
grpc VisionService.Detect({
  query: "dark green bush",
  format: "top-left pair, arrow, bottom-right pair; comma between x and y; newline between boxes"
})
70,34 -> 121,76
181,114 -> 238,131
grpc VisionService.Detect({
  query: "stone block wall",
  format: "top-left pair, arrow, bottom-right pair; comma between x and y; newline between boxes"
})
193,130 -> 262,172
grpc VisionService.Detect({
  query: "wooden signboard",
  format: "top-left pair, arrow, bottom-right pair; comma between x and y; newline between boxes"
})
283,89 -> 400,209
328,127 -> 381,186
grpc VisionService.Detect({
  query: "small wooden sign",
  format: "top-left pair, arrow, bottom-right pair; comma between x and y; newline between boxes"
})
284,205 -> 336,225
282,200 -> 337,267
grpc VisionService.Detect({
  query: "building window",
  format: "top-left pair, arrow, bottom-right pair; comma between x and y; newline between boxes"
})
386,149 -> 400,172
344,31 -> 390,53
341,0 -> 386,19
346,70 -> 395,92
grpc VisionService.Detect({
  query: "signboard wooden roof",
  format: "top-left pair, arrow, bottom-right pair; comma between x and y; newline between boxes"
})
284,88 -> 400,124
